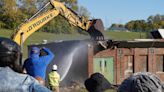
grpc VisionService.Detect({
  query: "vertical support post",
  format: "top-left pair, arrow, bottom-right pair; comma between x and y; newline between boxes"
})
88,42 -> 94,77
148,48 -> 155,73
20,32 -> 24,66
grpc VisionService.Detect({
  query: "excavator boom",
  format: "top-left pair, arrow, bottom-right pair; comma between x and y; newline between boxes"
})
11,2 -> 59,45
11,0 -> 104,46
50,0 -> 104,40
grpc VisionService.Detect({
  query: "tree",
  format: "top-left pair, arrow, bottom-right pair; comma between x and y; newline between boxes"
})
36,0 -> 78,11
118,24 -> 124,28
36,0 -> 80,34
147,14 -> 164,24
0,0 -> 89,34
147,15 -> 154,24
159,21 -> 164,28
19,0 -> 37,17
60,0 -> 78,11
125,21 -> 135,31
78,6 -> 90,18
0,0 -> 25,29
153,14 -> 162,23
152,23 -> 160,30
40,16 -> 75,34
125,20 -> 149,32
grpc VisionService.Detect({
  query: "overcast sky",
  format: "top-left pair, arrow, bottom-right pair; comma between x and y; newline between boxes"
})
78,0 -> 164,28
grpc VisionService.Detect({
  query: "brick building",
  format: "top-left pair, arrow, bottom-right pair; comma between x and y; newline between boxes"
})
88,40 -> 164,85
29,39 -> 164,86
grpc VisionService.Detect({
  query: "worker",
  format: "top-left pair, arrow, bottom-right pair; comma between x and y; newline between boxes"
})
0,37 -> 51,92
48,64 -> 60,92
23,46 -> 54,86
118,72 -> 163,92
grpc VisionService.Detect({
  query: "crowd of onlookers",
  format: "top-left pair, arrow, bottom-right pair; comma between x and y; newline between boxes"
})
0,37 -> 60,92
0,37 -> 163,92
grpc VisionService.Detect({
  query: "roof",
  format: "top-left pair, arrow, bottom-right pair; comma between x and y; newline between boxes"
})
112,39 -> 164,48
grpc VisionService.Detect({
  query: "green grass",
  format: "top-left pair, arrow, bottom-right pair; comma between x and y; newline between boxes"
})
0,29 -> 90,58
104,31 -> 146,40
0,29 -> 13,38
0,28 -> 147,58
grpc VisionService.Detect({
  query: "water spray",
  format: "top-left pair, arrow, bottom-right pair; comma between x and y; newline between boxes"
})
60,47 -> 78,81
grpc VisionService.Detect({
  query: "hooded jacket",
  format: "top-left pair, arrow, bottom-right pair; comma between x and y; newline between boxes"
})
23,47 -> 54,80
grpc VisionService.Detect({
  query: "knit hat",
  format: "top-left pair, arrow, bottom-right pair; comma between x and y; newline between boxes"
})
118,72 -> 163,92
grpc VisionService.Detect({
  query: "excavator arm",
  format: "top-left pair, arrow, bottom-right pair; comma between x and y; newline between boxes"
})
50,0 -> 104,40
11,0 -> 104,46
11,2 -> 59,46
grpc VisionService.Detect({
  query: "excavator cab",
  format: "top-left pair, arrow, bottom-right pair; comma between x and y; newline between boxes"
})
87,19 -> 105,41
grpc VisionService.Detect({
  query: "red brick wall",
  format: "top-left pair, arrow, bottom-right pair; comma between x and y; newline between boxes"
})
88,47 -> 164,84
88,44 -> 94,77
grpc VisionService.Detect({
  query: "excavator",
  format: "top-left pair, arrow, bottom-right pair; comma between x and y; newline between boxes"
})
11,0 -> 105,50
10,0 -> 108,65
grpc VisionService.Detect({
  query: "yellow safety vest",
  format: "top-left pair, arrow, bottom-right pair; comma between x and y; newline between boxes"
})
48,71 -> 60,87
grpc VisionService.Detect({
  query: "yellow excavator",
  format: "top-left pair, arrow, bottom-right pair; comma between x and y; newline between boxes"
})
11,0 -> 105,49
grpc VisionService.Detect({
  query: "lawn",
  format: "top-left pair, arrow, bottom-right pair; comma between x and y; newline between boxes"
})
0,29 -> 146,58
0,29 -> 90,58
104,31 -> 147,40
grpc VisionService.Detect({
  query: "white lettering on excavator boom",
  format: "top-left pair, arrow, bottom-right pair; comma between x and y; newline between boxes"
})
27,13 -> 53,32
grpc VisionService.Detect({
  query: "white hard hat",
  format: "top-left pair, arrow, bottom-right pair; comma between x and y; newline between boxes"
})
52,64 -> 57,70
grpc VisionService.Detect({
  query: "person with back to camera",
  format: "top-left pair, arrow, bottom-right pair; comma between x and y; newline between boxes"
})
48,64 -> 60,92
0,37 -> 51,92
118,72 -> 164,92
23,46 -> 54,86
